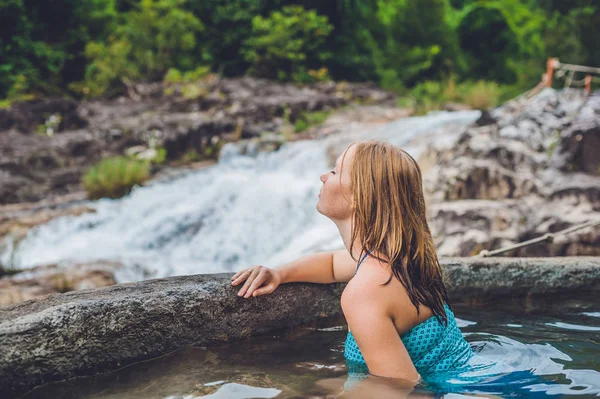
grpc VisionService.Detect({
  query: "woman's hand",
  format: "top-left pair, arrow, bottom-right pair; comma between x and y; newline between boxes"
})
230,265 -> 282,298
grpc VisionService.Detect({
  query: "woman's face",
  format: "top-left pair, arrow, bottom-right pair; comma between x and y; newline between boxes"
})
316,145 -> 355,222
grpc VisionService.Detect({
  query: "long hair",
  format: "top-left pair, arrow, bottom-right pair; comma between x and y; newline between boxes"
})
342,140 -> 450,324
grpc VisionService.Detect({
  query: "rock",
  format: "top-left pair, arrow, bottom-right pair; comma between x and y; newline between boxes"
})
474,110 -> 497,126
0,97 -> 88,133
0,257 -> 598,397
421,88 -> 600,257
441,158 -> 538,201
0,204 -> 94,243
0,261 -> 119,306
0,129 -> 106,203
552,93 -> 600,175
430,200 -> 526,256
0,79 -> 397,205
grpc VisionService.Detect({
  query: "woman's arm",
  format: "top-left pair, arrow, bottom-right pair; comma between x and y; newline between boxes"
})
231,248 -> 358,298
278,248 -> 359,284
341,279 -> 420,382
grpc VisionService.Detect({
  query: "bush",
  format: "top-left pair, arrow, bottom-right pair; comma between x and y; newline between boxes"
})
294,110 -> 329,132
81,0 -> 204,96
404,80 -> 448,115
463,80 -> 501,110
163,66 -> 214,99
242,6 -> 333,81
83,156 -> 150,199
402,78 -> 504,114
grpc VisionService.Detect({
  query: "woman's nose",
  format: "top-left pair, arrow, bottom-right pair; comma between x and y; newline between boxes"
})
320,172 -> 327,183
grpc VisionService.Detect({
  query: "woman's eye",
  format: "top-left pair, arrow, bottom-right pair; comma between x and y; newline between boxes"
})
330,170 -> 336,175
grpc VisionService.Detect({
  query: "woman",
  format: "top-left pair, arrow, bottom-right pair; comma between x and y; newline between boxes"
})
230,140 -> 474,385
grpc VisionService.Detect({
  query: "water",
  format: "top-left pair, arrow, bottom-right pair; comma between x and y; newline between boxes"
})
1,111 -> 480,282
22,304 -> 600,398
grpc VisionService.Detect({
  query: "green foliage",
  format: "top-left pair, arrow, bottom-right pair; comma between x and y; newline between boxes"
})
330,0 -> 462,91
82,156 -> 150,199
463,81 -> 500,110
81,0 -> 204,96
163,66 -> 213,99
403,78 -> 503,114
0,0 -> 598,99
0,0 -> 117,98
182,149 -> 200,163
293,110 -> 330,132
242,6 -> 333,81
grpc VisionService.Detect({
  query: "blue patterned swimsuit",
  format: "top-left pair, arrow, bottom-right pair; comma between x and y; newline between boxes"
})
344,251 -> 474,378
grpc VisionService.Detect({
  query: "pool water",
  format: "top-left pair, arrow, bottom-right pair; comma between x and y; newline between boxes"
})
23,303 -> 600,398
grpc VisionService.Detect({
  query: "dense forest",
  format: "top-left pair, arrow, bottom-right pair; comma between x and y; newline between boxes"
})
1,0 -> 598,101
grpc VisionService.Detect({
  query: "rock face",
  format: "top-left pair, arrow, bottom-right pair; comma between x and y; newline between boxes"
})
0,78 -> 395,204
553,93 -> 600,175
421,89 -> 600,257
0,257 -> 598,398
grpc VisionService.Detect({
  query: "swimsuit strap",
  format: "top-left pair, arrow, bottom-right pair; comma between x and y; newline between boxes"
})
354,250 -> 371,275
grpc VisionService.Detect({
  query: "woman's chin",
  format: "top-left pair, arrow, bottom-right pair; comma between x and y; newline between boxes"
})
316,200 -> 325,215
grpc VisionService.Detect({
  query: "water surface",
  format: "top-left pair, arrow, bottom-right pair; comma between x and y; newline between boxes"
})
23,303 -> 600,398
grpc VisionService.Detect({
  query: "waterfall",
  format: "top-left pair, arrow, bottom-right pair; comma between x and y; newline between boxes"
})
1,110 -> 480,283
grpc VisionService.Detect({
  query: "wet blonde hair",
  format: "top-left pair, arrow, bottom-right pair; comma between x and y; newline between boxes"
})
341,140 -> 450,324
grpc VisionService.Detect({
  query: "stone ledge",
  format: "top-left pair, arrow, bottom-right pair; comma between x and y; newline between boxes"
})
1,257 -> 599,397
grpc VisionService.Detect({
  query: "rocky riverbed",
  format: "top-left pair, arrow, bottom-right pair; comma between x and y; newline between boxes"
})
1,84 -> 599,306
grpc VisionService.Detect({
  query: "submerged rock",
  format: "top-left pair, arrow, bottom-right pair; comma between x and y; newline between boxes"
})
0,257 -> 598,397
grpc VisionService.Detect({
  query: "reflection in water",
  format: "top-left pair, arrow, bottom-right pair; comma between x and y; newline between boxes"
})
22,304 -> 600,399
165,383 -> 281,399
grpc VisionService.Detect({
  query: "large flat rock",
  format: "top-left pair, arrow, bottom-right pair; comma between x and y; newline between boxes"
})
1,257 -> 599,397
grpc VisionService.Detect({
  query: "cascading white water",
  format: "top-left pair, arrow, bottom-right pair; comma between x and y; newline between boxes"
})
1,110 -> 480,282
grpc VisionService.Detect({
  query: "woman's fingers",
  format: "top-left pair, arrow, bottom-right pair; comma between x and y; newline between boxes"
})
231,270 -> 243,280
252,281 -> 276,297
231,269 -> 251,286
243,269 -> 268,298
237,267 -> 260,297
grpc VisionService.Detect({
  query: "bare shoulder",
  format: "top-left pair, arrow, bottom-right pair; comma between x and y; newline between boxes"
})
341,258 -> 426,327
341,258 -> 393,311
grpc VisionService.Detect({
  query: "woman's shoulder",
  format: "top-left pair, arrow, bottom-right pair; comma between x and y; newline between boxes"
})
343,260 -> 414,317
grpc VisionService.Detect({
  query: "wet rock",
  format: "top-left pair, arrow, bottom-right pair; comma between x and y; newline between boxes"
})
474,110 -> 496,126
0,257 -> 598,397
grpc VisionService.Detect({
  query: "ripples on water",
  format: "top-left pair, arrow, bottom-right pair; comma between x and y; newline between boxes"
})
23,306 -> 600,398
